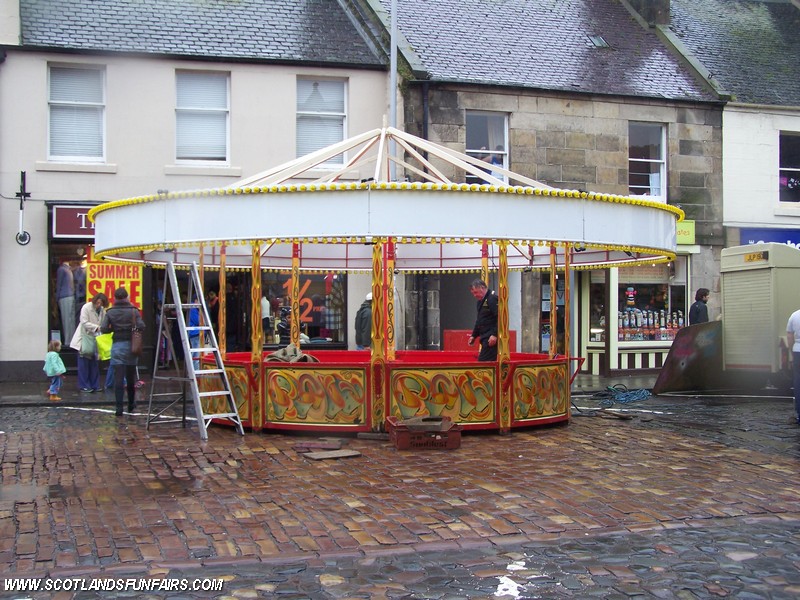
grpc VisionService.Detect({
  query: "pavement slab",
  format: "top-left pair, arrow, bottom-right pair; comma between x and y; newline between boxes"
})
0,385 -> 799,597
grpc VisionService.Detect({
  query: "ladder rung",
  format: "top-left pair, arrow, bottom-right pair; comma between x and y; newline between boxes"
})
189,347 -> 218,354
205,413 -> 241,420
196,369 -> 225,375
183,303 -> 203,308
198,390 -> 233,398
186,326 -> 212,331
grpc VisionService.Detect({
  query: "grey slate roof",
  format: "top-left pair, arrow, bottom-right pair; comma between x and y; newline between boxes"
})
19,0 -> 386,67
378,0 -> 715,102
669,0 -> 800,106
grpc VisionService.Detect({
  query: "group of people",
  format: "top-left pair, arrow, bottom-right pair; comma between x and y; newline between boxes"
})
44,287 -> 145,416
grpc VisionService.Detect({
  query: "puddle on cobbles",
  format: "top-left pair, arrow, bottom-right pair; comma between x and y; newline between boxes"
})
0,475 -> 205,503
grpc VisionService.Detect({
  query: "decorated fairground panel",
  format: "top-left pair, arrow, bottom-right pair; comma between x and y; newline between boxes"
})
387,362 -> 497,428
261,361 -> 370,430
508,357 -> 569,426
199,355 -> 261,431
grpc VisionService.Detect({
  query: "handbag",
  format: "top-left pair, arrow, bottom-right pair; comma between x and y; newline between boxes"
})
130,308 -> 144,356
80,332 -> 97,358
96,333 -> 113,361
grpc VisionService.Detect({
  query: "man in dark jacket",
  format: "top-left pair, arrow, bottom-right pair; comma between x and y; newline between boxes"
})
467,279 -> 498,361
355,293 -> 372,350
101,287 -> 145,416
689,288 -> 710,325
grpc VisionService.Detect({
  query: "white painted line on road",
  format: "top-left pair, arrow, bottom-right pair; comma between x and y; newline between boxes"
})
50,406 -> 197,421
574,405 -> 671,415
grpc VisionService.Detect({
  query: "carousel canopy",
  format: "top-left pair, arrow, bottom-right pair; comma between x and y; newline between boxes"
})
89,127 -> 683,272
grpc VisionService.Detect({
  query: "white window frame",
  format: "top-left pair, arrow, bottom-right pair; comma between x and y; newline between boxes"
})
296,78 -> 347,166
628,122 -> 667,200
48,64 -> 106,163
465,111 -> 509,184
175,70 -> 230,163
779,131 -> 800,203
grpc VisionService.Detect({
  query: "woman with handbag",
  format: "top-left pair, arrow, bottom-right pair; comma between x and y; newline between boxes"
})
101,287 -> 145,416
69,293 -> 109,392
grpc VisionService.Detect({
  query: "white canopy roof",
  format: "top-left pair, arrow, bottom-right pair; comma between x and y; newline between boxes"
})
90,127 -> 682,271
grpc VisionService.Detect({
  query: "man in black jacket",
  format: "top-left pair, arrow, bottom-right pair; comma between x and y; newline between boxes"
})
467,279 -> 498,361
689,288 -> 710,325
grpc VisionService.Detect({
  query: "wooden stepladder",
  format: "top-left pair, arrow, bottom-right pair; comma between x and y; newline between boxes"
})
146,261 -> 244,440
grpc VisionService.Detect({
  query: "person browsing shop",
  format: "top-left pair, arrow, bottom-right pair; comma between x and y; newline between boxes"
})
689,288 -> 710,324
101,287 -> 145,416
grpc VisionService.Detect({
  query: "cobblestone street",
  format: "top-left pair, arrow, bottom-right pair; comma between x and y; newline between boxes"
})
1,387 -> 799,598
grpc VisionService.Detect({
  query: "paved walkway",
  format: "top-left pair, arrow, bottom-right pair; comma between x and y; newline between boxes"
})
1,380 -> 799,598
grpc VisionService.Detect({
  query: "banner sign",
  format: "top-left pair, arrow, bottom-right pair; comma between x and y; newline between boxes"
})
740,227 -> 800,249
52,205 -> 96,239
86,247 -> 143,308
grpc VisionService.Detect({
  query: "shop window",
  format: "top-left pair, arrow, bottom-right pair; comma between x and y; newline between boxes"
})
465,111 -> 508,184
588,257 -> 688,343
262,272 -> 347,346
779,132 -> 800,203
176,70 -> 229,162
296,78 -> 346,165
628,122 -> 666,199
49,244 -> 90,348
48,65 -> 105,161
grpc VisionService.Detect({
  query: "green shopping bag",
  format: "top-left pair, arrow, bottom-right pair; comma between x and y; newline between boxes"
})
96,333 -> 113,361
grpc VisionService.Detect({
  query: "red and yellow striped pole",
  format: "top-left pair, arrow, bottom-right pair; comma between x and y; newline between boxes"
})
250,242 -> 262,363
290,242 -> 300,347
218,244 -> 227,359
498,240 -> 511,433
370,239 -> 386,431
549,244 -> 558,359
385,238 -> 396,362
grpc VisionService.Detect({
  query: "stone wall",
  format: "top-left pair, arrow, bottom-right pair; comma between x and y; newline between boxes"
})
403,83 -> 725,325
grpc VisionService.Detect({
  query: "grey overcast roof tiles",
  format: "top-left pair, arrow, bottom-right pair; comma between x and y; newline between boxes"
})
379,0 -> 715,102
669,0 -> 800,106
19,0 -> 386,67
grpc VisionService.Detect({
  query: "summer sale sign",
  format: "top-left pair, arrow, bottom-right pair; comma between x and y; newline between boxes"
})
86,247 -> 143,308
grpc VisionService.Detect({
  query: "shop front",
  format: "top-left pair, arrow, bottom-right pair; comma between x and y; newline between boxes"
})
48,203 -> 153,370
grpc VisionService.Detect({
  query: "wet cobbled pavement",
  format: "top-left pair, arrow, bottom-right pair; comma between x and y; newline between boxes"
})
1,386 -> 799,598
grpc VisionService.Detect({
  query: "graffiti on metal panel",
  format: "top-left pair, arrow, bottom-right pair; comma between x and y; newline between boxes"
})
266,368 -> 366,424
390,368 -> 495,421
511,364 -> 567,419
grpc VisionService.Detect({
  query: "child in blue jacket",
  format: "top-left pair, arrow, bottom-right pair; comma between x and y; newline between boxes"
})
44,340 -> 67,401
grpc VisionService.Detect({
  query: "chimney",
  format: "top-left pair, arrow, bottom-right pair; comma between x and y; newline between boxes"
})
0,0 -> 21,45
627,0 -> 670,26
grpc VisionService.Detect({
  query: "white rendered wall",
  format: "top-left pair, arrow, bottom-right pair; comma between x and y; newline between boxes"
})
723,106 -> 800,228
0,50 -> 387,375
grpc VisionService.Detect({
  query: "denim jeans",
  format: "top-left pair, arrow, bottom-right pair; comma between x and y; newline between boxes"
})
793,351 -> 800,422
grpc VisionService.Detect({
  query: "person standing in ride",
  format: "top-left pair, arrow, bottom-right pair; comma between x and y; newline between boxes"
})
101,288 -> 145,416
69,292 -> 108,392
355,293 -> 372,350
688,288 -> 710,324
467,279 -> 498,361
